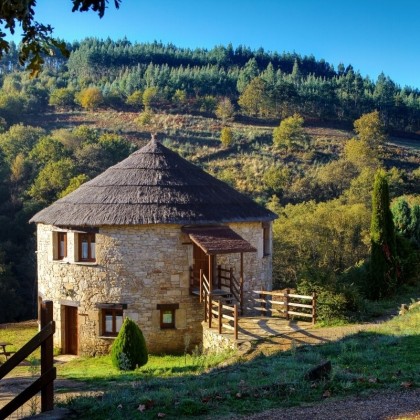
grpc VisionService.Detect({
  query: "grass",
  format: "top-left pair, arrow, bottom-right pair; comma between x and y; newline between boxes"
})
58,351 -> 231,385
59,306 -> 420,419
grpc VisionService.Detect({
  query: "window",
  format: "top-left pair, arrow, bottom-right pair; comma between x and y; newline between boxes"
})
97,303 -> 127,337
157,303 -> 179,329
57,232 -> 67,260
102,308 -> 123,337
263,222 -> 270,256
78,232 -> 96,262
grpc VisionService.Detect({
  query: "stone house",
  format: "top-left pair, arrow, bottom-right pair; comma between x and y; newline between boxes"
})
30,138 -> 277,355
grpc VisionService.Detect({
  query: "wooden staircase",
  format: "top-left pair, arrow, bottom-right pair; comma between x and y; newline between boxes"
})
190,265 -> 240,339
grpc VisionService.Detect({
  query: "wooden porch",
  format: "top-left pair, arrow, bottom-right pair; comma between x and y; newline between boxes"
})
205,316 -> 314,343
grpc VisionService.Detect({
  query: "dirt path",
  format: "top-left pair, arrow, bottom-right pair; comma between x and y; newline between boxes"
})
246,389 -> 420,420
236,321 -> 384,360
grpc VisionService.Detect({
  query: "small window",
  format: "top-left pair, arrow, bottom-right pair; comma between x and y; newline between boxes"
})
157,303 -> 179,329
102,308 -> 123,337
161,309 -> 175,329
57,232 -> 67,260
78,233 -> 96,262
263,223 -> 270,256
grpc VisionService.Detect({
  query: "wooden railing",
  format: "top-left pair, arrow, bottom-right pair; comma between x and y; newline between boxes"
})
253,289 -> 317,324
205,298 -> 239,340
0,300 -> 56,418
217,266 -> 243,313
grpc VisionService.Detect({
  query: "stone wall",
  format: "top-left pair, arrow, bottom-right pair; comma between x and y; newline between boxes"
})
36,221 -> 272,355
37,223 -> 202,355
202,322 -> 236,353
217,222 -> 272,315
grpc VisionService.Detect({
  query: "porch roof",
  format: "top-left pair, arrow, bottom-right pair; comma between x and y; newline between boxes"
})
182,225 -> 257,255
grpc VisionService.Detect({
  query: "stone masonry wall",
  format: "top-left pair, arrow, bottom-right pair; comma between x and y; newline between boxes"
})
37,223 -> 203,355
36,221 -> 272,355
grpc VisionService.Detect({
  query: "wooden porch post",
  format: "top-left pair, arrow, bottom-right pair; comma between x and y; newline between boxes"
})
240,253 -> 244,316
199,269 -> 203,303
208,255 -> 213,327
208,255 -> 213,292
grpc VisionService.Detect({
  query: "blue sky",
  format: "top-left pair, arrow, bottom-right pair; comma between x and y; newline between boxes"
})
7,0 -> 420,88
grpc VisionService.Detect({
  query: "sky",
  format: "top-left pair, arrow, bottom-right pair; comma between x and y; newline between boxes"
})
6,0 -> 420,88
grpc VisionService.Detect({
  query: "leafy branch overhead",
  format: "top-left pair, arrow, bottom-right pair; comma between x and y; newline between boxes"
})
0,0 -> 121,76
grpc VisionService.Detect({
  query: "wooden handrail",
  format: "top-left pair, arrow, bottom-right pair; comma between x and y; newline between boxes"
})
252,290 -> 317,324
0,321 -> 54,379
0,300 -> 56,418
209,298 -> 238,340
0,367 -> 56,419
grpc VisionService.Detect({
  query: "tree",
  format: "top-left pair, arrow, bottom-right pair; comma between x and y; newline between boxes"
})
125,90 -> 143,109
0,0 -> 121,76
263,165 -> 290,196
215,97 -> 235,124
111,317 -> 148,370
238,77 -> 270,117
220,127 -> 233,148
142,86 -> 159,110
354,110 -> 387,150
0,124 -> 45,163
76,87 -> 104,110
391,198 -> 411,235
273,113 -> 309,151
59,174 -> 89,198
49,88 -> 75,109
29,158 -> 75,203
237,57 -> 259,93
369,170 -> 398,299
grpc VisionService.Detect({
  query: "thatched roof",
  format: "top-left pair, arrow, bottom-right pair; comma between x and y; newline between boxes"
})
30,138 -> 277,227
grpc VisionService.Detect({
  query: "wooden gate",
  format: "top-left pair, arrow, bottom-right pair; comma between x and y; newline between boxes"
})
0,300 -> 56,418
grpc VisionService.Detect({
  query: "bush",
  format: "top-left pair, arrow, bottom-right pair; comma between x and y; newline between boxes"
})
136,110 -> 154,126
220,127 -> 233,148
297,268 -> 365,323
111,318 -> 148,371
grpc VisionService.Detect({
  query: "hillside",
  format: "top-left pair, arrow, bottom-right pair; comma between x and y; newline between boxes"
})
0,40 -> 419,325
23,109 -> 420,206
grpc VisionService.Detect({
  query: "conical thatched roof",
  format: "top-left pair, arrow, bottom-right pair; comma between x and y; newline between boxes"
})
30,138 -> 277,227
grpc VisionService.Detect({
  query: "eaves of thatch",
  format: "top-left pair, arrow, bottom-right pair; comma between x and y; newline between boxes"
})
30,138 -> 277,227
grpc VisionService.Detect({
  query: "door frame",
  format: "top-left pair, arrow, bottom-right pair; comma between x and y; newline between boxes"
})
62,304 -> 78,355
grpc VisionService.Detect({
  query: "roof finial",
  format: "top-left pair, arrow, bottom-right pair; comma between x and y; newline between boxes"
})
151,132 -> 158,142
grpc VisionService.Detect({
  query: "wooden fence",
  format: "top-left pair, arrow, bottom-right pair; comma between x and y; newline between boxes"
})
0,300 -> 56,419
205,298 -> 239,340
253,289 -> 317,324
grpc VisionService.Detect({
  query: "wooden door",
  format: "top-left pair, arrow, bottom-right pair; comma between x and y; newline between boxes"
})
193,244 -> 209,285
64,306 -> 78,355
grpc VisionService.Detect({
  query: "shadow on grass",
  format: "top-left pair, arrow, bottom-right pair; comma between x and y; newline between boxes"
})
58,326 -> 420,419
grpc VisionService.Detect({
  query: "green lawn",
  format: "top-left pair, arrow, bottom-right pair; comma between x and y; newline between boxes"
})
59,306 -> 420,419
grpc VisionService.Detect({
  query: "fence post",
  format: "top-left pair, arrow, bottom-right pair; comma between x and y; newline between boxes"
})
208,299 -> 212,328
41,300 -> 54,413
234,304 -> 238,340
285,289 -> 290,320
312,292 -> 317,325
218,300 -> 222,334
204,292 -> 207,322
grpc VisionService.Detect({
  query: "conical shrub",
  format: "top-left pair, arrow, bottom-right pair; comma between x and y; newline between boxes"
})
111,317 -> 148,370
